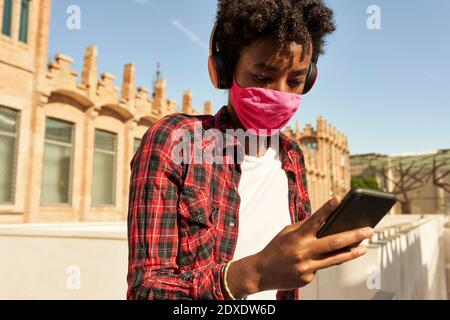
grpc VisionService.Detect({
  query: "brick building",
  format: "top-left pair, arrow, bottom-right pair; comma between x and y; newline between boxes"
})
283,119 -> 350,212
0,0 -> 350,223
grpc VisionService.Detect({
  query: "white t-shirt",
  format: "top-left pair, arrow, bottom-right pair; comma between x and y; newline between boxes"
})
232,146 -> 292,300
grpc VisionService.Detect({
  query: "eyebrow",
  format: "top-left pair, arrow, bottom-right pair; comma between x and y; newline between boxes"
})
253,63 -> 308,76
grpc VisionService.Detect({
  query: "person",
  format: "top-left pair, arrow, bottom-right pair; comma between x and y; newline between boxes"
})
126,0 -> 374,300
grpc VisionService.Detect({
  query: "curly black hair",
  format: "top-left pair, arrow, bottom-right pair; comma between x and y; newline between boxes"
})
215,0 -> 336,72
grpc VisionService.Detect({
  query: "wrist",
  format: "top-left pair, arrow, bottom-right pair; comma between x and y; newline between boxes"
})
225,254 -> 263,299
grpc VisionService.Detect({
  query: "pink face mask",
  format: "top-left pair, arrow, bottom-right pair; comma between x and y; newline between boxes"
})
230,77 -> 302,136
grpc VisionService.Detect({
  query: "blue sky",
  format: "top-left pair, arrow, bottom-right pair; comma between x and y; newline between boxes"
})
48,0 -> 450,155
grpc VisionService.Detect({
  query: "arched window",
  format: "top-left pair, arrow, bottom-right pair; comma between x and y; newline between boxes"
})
300,137 -> 318,153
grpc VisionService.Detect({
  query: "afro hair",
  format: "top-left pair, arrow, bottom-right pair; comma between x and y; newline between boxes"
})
215,0 -> 336,71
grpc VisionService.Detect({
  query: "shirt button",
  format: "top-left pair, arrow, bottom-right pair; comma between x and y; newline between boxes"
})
229,220 -> 235,227
184,188 -> 195,198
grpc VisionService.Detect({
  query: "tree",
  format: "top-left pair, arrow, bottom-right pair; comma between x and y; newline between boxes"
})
365,150 -> 450,214
368,156 -> 431,213
432,150 -> 450,193
351,175 -> 381,191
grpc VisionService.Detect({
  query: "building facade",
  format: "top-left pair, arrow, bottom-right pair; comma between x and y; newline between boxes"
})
0,0 -> 350,223
283,119 -> 351,212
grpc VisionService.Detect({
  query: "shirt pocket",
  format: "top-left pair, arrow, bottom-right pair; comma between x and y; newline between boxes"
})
177,184 -> 217,268
178,184 -> 215,227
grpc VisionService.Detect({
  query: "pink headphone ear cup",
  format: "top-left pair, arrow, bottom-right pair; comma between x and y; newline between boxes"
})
208,56 -> 220,89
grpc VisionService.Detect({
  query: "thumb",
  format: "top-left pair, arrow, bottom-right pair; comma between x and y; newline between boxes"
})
301,195 -> 341,234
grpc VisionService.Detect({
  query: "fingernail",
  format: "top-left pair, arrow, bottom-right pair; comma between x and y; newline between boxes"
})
357,247 -> 368,255
329,197 -> 337,207
359,227 -> 374,238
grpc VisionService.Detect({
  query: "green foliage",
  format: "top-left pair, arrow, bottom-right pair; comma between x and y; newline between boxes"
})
351,175 -> 382,191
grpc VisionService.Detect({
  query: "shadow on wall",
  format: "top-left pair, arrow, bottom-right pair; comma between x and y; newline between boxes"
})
307,217 -> 448,300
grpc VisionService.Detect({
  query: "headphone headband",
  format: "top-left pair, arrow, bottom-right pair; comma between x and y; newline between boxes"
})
208,22 -> 232,89
209,22 -> 219,56
207,22 -> 318,94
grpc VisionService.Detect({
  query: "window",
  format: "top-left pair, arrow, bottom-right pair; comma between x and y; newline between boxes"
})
0,106 -> 19,204
92,129 -> 117,206
2,0 -> 13,36
41,118 -> 74,205
133,138 -> 141,153
301,138 -> 318,153
18,0 -> 30,43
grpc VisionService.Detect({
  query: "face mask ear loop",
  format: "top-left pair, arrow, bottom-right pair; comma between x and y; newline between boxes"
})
229,73 -> 237,108
232,72 -> 238,87
232,73 -> 247,90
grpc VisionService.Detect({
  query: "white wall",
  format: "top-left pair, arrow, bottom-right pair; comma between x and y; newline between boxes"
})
0,222 -> 128,299
0,216 -> 448,300
301,215 -> 449,300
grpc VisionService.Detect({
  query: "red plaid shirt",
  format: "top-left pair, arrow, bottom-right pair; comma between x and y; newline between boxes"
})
126,105 -> 311,300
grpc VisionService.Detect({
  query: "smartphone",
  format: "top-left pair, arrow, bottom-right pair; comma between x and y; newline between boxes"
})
316,188 -> 398,240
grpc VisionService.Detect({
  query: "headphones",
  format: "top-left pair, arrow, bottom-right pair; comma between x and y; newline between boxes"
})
208,22 -> 318,94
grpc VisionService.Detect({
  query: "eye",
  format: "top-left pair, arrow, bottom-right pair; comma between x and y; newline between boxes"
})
288,79 -> 304,87
252,74 -> 271,83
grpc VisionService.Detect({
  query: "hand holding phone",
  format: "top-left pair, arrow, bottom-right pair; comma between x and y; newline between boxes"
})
317,188 -> 397,240
236,192 -> 381,296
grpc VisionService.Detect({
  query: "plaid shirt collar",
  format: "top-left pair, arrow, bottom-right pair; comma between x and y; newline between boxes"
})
212,105 -> 299,175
